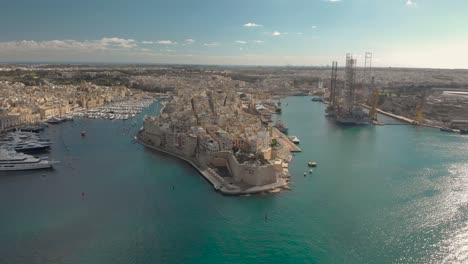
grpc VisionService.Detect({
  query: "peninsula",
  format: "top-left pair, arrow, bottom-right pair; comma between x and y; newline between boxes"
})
137,83 -> 297,195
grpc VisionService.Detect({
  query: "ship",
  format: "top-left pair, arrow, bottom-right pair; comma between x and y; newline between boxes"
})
289,136 -> 300,144
326,54 -> 371,126
325,105 -> 337,118
335,107 -> 371,125
440,127 -> 457,133
274,118 -> 288,133
275,101 -> 282,113
46,116 -> 65,124
0,131 -> 51,153
0,148 -> 56,171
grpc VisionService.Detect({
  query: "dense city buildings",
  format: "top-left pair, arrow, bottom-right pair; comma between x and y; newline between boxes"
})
1,63 -> 468,132
0,79 -> 132,132
138,86 -> 294,194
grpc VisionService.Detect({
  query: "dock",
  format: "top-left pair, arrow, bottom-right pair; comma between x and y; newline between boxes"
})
272,127 -> 302,152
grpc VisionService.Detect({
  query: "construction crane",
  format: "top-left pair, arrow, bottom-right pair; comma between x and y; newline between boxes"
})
414,91 -> 427,124
414,91 -> 426,124
368,77 -> 379,121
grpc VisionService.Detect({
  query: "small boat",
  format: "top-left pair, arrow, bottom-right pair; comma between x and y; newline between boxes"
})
47,116 -> 65,124
440,127 -> 457,133
289,136 -> 300,144
311,97 -> 323,102
81,131 -> 86,137
274,118 -> 288,133
461,129 -> 468,135
308,162 -> 317,167
303,172 -> 307,176
309,169 -> 313,173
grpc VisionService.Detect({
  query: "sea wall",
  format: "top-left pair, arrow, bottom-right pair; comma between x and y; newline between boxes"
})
226,153 -> 277,187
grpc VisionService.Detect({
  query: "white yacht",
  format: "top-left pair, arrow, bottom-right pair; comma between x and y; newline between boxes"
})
289,136 -> 300,144
0,148 -> 56,171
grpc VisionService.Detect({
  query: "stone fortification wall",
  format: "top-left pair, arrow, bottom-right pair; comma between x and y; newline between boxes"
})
226,153 -> 277,187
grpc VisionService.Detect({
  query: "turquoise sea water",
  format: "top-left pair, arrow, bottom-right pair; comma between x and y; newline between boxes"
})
0,96 -> 467,264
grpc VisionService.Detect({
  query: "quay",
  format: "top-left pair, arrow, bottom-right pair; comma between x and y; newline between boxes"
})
362,104 -> 444,129
135,132 -> 288,196
272,127 -> 302,152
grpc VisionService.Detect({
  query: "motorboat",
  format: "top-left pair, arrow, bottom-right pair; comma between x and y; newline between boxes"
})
308,162 -> 318,167
0,148 -> 56,171
47,116 -> 65,124
289,136 -> 300,144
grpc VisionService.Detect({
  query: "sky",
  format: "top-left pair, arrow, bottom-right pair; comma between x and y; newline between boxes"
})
1,0 -> 468,68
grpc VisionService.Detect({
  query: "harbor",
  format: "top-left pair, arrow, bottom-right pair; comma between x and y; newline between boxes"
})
0,97 -> 467,263
73,98 -> 156,120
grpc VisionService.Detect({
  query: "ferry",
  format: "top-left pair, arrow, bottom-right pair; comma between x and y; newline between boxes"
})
0,148 -> 56,171
289,136 -> 300,144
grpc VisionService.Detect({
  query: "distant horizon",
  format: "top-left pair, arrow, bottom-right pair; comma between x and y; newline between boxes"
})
1,61 -> 468,71
2,1 -> 468,69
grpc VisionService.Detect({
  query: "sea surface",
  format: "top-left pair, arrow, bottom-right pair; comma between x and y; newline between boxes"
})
1,96 -> 467,264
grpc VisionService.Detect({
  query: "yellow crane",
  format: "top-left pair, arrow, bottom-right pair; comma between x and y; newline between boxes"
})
414,92 -> 426,124
369,88 -> 379,121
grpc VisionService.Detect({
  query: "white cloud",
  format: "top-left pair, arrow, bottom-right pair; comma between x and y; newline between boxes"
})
99,37 -> 137,48
297,32 -> 303,35
323,0 -> 341,2
243,22 -> 262,27
157,40 -> 176,45
312,25 -> 318,29
0,37 -> 139,51
185,39 -> 195,43
235,40 -> 247,44
272,31 -> 282,36
203,42 -> 219,47
406,0 -> 417,7
141,41 -> 154,44
253,40 -> 264,44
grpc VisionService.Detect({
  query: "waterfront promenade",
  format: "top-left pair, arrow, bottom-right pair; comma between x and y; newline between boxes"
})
135,131 -> 288,195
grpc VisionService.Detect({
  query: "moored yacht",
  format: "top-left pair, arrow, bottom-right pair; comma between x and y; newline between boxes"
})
0,148 -> 56,171
47,116 -> 65,124
274,118 -> 289,133
289,136 -> 300,144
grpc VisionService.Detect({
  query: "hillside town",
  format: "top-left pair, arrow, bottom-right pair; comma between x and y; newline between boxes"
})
138,85 -> 297,194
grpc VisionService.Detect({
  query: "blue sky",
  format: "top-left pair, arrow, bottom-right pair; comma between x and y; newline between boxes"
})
1,0 -> 467,68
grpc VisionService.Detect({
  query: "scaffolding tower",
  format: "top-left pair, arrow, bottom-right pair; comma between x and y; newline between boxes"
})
330,61 -> 338,106
344,53 -> 357,110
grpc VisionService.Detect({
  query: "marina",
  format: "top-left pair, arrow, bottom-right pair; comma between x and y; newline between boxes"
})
72,98 -> 156,120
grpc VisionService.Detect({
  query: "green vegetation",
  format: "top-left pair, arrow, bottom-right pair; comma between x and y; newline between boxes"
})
270,138 -> 279,148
